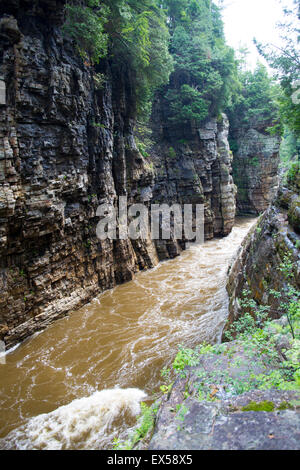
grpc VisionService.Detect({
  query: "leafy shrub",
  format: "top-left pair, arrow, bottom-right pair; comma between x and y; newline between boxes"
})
172,345 -> 200,371
63,1 -> 109,63
168,147 -> 176,159
112,402 -> 158,450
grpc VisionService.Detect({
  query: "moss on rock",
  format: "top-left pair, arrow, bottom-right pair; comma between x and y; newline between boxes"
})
241,401 -> 275,412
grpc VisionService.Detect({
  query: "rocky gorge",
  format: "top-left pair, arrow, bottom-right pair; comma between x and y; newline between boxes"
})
0,0 -> 299,453
226,162 -> 300,332
137,167 -> 300,451
1,0 -> 238,348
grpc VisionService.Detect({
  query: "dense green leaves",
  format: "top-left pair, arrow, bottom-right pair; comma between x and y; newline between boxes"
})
161,0 -> 238,129
62,1 -> 242,127
166,85 -> 209,124
63,0 -> 173,118
63,0 -> 290,135
227,63 -> 282,134
63,0 -> 110,63
103,0 -> 173,116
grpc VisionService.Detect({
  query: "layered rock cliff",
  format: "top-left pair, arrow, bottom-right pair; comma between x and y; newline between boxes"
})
225,163 -> 300,333
151,103 -> 236,247
230,120 -> 281,215
0,0 -> 161,347
0,0 -> 237,347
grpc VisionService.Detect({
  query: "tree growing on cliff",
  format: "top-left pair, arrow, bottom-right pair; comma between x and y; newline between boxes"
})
63,0 -> 110,63
160,0 -> 238,129
63,0 -> 173,119
226,63 -> 282,135
103,0 -> 174,118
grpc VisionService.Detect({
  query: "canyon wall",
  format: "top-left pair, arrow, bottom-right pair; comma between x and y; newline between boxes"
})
151,97 -> 236,246
225,164 -> 300,333
145,166 -> 300,453
0,0 -> 236,347
0,0 -> 161,347
230,120 -> 281,216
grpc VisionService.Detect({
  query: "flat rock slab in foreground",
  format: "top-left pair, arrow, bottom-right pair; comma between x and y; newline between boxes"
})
149,387 -> 300,450
149,377 -> 300,450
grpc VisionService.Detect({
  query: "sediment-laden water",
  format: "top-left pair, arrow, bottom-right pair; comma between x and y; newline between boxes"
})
0,218 -> 256,450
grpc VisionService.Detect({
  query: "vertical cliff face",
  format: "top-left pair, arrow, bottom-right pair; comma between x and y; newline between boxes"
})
230,121 -> 281,215
151,95 -> 236,255
225,166 -> 300,335
0,0 -> 238,347
0,0 -> 160,347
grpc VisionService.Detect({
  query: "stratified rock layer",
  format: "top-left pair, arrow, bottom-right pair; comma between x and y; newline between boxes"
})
147,168 -> 300,453
0,1 -> 160,348
225,168 -> 300,333
0,1 -> 237,347
151,106 -> 236,246
231,124 -> 280,215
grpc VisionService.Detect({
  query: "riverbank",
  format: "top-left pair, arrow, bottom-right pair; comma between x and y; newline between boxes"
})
116,288 -> 300,450
123,173 -> 300,451
146,313 -> 300,450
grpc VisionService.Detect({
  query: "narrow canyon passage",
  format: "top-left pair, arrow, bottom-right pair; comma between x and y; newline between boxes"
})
0,218 -> 256,450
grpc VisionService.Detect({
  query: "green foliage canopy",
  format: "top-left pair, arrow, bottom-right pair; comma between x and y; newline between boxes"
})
227,63 -> 282,134
63,0 -> 173,118
161,0 -> 238,128
63,0 -> 110,63
104,0 -> 173,117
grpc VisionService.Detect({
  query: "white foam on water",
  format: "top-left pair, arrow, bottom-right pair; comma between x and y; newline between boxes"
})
0,341 -> 21,360
1,388 -> 146,450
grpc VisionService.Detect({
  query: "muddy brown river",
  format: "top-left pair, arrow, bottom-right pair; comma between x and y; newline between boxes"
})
0,218 -> 256,450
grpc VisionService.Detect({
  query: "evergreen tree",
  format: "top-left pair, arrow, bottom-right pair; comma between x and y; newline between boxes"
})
160,0 -> 238,130
63,0 -> 110,63
63,0 -> 174,118
227,63 -> 282,134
